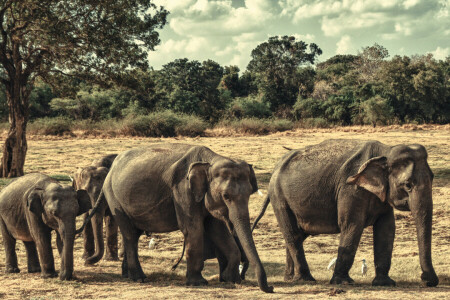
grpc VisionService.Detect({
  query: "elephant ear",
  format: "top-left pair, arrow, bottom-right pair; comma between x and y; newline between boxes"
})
27,188 -> 44,215
347,156 -> 388,202
76,189 -> 92,216
187,162 -> 210,202
248,164 -> 258,194
72,168 -> 82,190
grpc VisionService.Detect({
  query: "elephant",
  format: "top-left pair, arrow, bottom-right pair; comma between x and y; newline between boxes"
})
80,143 -> 273,293
252,139 -> 438,287
73,154 -> 118,264
0,173 -> 91,280
172,227 -> 250,281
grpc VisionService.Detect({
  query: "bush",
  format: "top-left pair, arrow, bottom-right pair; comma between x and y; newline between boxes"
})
121,110 -> 207,137
219,118 -> 294,135
28,117 -> 73,135
227,95 -> 272,119
295,117 -> 330,128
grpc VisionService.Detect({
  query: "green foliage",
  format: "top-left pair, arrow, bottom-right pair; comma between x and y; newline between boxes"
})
359,96 -> 394,126
295,118 -> 330,128
227,96 -> 272,119
121,110 -> 207,137
28,118 -> 73,136
247,35 -> 322,109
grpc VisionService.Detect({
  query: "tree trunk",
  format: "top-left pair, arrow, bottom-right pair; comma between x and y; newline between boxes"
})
1,84 -> 29,178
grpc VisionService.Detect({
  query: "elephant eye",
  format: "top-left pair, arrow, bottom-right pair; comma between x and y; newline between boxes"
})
404,182 -> 413,192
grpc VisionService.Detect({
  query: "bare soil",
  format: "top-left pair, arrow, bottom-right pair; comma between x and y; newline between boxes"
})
0,126 -> 448,299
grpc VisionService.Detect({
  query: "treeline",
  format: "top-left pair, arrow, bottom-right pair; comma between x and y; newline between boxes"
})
0,37 -> 448,132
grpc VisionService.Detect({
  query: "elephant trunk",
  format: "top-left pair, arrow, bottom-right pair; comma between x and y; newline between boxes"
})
229,207 -> 273,293
409,185 -> 438,287
85,211 -> 104,265
59,221 -> 75,280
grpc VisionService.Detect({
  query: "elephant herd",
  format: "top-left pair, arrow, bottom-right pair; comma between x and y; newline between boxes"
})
0,139 -> 439,294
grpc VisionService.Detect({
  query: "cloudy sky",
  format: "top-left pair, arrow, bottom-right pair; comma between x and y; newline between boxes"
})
148,0 -> 449,70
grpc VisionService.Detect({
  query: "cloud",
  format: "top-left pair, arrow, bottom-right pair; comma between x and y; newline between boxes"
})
336,35 -> 355,54
429,46 -> 449,60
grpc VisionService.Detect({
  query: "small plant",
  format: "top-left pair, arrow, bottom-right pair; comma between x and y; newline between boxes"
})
28,117 -> 73,135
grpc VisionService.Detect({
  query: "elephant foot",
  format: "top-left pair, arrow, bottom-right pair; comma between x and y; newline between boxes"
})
42,270 -> 58,279
292,273 -> 316,282
219,270 -> 241,284
104,254 -> 120,261
127,269 -> 146,283
372,275 -> 396,287
6,266 -> 20,273
82,251 -> 94,259
59,270 -> 73,281
421,271 -> 439,287
186,275 -> 208,286
27,265 -> 41,273
330,274 -> 354,285
284,273 -> 294,281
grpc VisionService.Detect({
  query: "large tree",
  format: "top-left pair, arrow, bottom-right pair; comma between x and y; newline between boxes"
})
247,36 -> 322,110
0,1 -> 167,177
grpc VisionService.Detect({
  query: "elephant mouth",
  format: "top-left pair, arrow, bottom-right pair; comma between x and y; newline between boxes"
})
393,198 -> 410,211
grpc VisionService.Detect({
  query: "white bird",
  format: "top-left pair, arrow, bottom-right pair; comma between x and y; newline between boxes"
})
257,190 -> 264,197
239,264 -> 244,274
148,238 -> 156,250
361,259 -> 368,276
327,257 -> 337,270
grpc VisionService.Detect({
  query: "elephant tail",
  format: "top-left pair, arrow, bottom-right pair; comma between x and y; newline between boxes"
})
282,146 -> 293,151
251,195 -> 270,232
171,240 -> 186,271
75,190 -> 105,235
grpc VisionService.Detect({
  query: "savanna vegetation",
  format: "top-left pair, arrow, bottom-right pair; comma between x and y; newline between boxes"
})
0,128 -> 448,299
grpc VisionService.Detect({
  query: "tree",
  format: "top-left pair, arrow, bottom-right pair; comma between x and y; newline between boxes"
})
247,36 -> 322,110
0,1 -> 168,177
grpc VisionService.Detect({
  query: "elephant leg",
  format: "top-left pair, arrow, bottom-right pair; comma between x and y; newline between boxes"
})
272,202 -> 315,282
372,210 -> 396,287
104,210 -> 119,261
204,217 -> 241,284
215,248 -> 228,282
183,222 -> 207,286
115,211 -> 145,282
330,226 -> 364,285
0,219 -> 20,273
33,229 -> 57,278
56,232 -> 63,256
23,241 -> 41,273
233,234 -> 249,280
82,212 -> 95,259
285,247 -> 294,281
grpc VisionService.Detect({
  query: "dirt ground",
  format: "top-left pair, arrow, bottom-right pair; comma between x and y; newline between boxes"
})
0,125 -> 448,299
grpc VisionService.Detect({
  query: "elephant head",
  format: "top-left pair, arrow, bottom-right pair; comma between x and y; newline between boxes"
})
27,183 -> 91,280
347,144 -> 438,287
188,159 -> 273,293
73,166 -> 109,264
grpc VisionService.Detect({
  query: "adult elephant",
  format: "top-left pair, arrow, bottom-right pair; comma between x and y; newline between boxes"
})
0,173 -> 91,280
252,139 -> 438,287
73,154 -> 118,264
80,144 -> 273,293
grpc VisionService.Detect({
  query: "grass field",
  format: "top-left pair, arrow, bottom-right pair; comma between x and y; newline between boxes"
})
0,125 -> 449,299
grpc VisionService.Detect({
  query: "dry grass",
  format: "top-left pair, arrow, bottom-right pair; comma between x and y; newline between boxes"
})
0,126 -> 448,299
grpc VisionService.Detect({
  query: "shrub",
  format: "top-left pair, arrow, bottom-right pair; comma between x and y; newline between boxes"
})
219,118 -> 294,135
28,117 -> 73,135
227,95 -> 272,119
121,110 -> 207,137
295,117 -> 330,129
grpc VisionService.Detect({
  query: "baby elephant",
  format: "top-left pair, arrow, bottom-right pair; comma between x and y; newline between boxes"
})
73,154 -> 118,264
0,173 -> 91,280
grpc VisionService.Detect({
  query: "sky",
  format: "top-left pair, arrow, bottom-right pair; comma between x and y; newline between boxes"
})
148,0 -> 449,71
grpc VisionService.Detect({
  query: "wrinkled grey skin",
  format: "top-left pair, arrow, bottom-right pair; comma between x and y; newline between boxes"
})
173,227 -> 250,281
0,173 -> 91,280
89,144 -> 272,293
73,154 -> 118,265
253,139 -> 438,287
